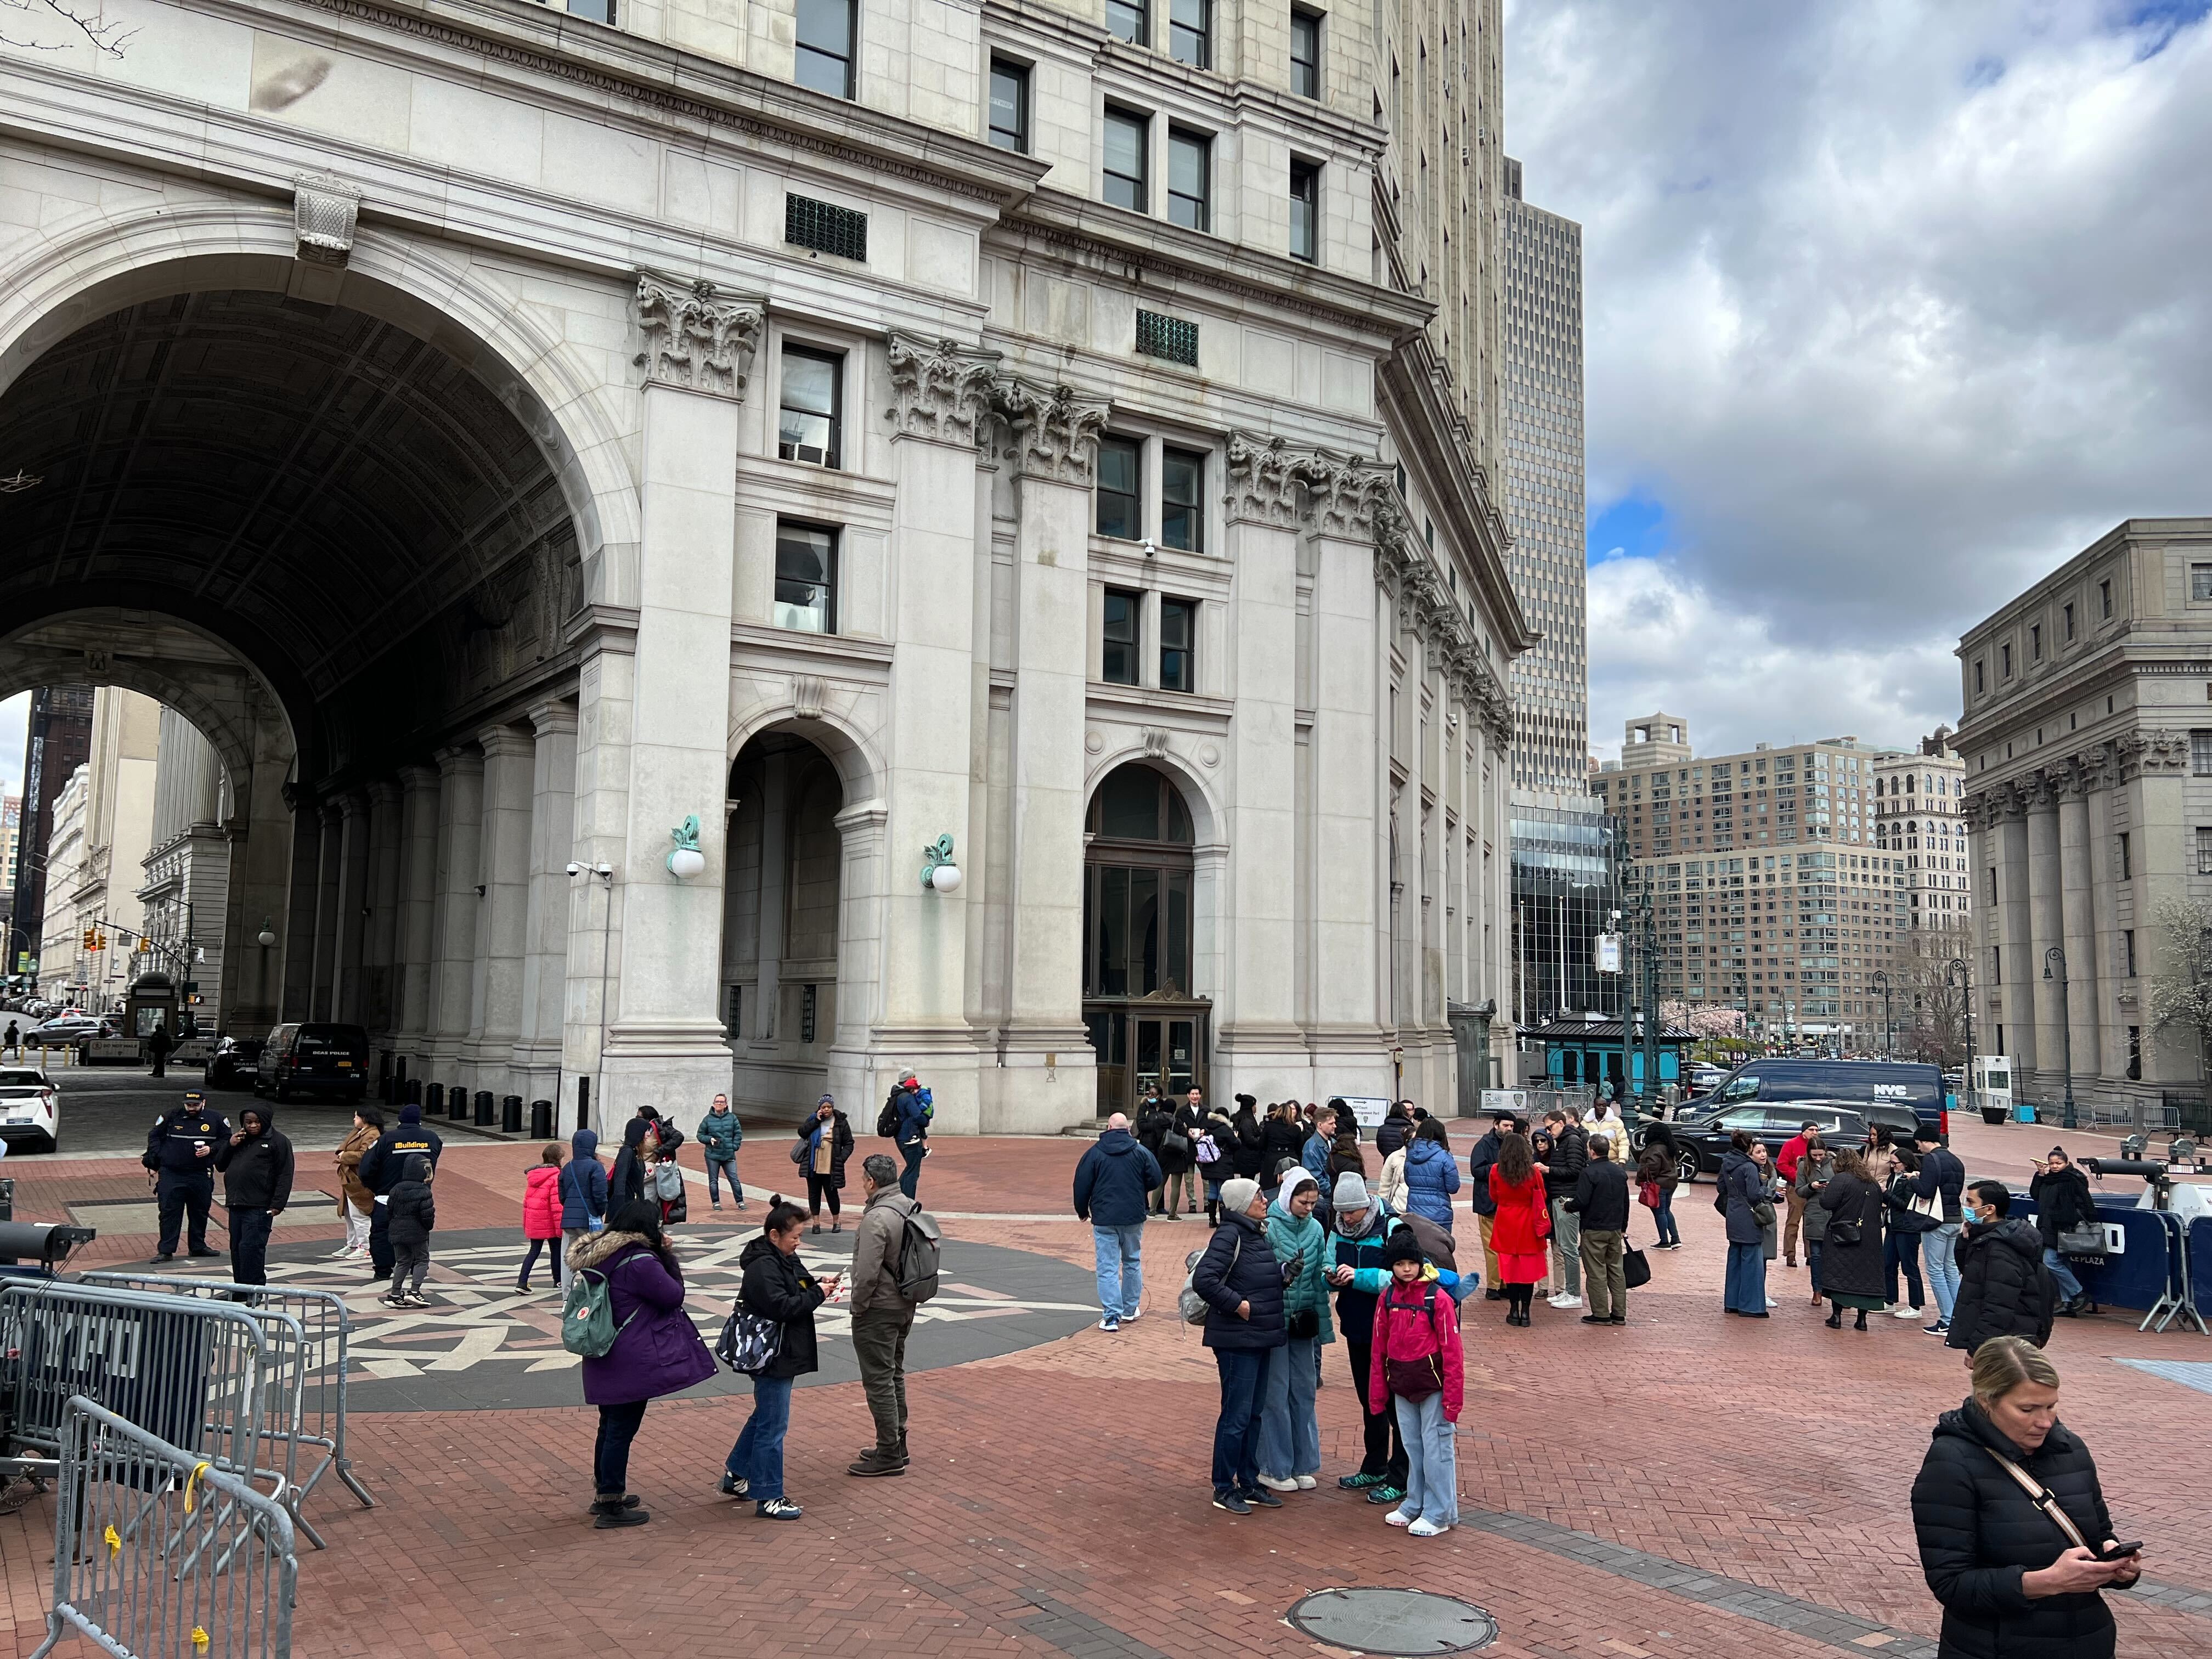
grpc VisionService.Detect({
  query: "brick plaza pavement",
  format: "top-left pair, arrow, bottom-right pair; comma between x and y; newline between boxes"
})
5,1111 -> 2210,1657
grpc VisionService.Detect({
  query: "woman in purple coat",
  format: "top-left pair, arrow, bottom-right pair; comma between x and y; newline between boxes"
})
567,1198 -> 716,1527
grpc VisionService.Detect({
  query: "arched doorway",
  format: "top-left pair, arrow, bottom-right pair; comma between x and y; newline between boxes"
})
1082,761 -> 1209,1118
724,732 -> 845,1114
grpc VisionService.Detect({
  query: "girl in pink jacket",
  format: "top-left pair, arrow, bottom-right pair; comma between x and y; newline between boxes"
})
1368,1229 -> 1463,1537
518,1144 -> 566,1293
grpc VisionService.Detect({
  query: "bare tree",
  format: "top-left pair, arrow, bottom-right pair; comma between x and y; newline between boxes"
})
2,0 -> 134,55
1895,933 -> 1969,1069
2146,897 -> 2212,1085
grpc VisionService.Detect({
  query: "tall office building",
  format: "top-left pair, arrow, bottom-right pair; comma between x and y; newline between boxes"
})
10,685 -> 93,979
1500,158 -> 1587,793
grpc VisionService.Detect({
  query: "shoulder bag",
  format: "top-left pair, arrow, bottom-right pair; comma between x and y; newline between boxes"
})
1979,1445 -> 2093,1555
2057,1222 -> 2106,1256
1825,1183 -> 1866,1248
1622,1244 -> 1652,1289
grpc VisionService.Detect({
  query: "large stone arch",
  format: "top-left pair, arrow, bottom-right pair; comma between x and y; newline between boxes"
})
0,199 -> 640,609
1082,741 -> 1227,850
726,703 -> 888,819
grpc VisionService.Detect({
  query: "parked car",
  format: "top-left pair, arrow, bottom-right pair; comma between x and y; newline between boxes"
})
1650,1098 -> 1922,1183
255,1023 -> 369,1103
203,1035 -> 266,1090
0,1066 -> 62,1152
1661,1057 -> 1946,1147
24,1016 -> 101,1048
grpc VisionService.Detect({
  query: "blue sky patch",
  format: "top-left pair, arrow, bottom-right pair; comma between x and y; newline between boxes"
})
1588,494 -> 1671,567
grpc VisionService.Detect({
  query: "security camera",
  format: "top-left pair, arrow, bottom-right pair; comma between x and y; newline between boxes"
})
565,862 -> 582,877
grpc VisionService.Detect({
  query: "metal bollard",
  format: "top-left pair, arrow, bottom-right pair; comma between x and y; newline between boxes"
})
529,1098 -> 554,1138
405,1076 -> 422,1106
500,1094 -> 523,1133
425,1082 -> 445,1118
449,1082 -> 471,1121
473,1090 -> 494,1126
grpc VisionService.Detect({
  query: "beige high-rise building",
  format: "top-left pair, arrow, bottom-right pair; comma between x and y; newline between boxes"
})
1593,715 -> 1909,1047
1872,731 -> 1973,1060
37,688 -> 162,1011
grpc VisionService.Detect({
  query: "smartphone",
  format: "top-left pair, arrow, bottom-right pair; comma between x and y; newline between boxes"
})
2098,1541 -> 2142,1562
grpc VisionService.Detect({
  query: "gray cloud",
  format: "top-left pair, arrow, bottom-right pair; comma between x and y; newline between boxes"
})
1505,1 -> 2212,758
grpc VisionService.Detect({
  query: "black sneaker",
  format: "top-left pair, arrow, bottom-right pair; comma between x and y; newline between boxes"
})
719,1471 -> 749,1497
1212,1491 -> 1251,1515
757,1497 -> 803,1521
1365,1483 -> 1406,1505
1239,1487 -> 1283,1509
1338,1471 -> 1385,1490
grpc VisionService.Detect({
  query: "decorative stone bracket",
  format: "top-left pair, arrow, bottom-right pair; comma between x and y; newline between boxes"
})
886,333 -> 1001,447
634,274 -> 765,399
993,377 -> 1110,483
294,172 -> 361,267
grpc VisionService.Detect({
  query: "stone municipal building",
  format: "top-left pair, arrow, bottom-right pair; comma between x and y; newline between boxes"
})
0,0 -> 1529,1131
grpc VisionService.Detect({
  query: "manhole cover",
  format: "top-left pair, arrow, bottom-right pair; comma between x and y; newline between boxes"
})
1286,1588 -> 1499,1655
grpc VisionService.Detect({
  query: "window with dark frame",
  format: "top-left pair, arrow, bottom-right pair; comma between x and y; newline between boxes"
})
1160,597 -> 1197,692
773,521 -> 837,634
1289,160 -> 1319,262
794,0 -> 856,97
1106,0 -> 1146,44
1083,764 -> 1195,1000
2200,827 -> 2212,877
1097,436 -> 1142,540
1169,0 -> 1209,67
2124,928 -> 2137,978
777,346 -> 842,467
2194,564 -> 2212,602
1167,127 -> 1210,230
1161,445 -> 1204,551
2063,602 -> 2075,640
988,57 -> 1030,151
2100,578 -> 2113,618
1103,108 -> 1148,212
1102,588 -> 1141,685
725,984 -> 742,1039
1290,8 -> 1322,97
2118,831 -> 2131,881
800,983 -> 817,1044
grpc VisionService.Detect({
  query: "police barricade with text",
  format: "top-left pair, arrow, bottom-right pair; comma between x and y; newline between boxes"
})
82,1271 -> 376,1543
2006,1193 -> 2195,1330
30,1393 -> 296,1659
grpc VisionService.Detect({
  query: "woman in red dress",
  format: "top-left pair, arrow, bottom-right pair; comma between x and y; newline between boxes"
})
1487,1131 -> 1552,1327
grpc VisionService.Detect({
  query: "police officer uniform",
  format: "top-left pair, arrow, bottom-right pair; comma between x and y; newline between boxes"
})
143,1093 -> 229,1261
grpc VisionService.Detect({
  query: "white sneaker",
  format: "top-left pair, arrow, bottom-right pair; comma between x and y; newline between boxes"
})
1384,1508 -> 1413,1527
1294,1475 -> 1318,1491
1407,1517 -> 1451,1538
1892,1305 -> 1923,1319
1549,1294 -> 1582,1310
1765,1297 -> 1779,1308
328,1246 -> 354,1259
1121,1308 -> 1142,1324
1257,1474 -> 1299,1493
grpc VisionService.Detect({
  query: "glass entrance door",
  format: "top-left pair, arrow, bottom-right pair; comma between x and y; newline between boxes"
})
1086,1002 -> 1209,1118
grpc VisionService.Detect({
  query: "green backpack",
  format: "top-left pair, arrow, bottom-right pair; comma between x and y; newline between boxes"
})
561,1263 -> 637,1358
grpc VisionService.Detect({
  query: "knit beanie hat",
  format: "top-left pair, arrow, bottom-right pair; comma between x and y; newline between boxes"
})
399,1103 -> 421,1126
1385,1227 -> 1426,1267
1331,1171 -> 1372,1211
1219,1177 -> 1261,1216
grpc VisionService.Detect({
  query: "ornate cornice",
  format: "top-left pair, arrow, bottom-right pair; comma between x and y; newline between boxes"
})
2117,730 -> 2189,781
1307,452 -> 1393,540
635,274 -> 763,400
885,334 -> 1000,448
994,377 -> 1110,484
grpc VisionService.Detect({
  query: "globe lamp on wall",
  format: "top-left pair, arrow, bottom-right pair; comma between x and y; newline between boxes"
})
921,834 -> 962,893
666,815 -> 707,879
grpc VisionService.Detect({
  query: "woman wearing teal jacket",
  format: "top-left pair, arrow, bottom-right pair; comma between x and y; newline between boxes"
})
1256,1167 -> 1335,1493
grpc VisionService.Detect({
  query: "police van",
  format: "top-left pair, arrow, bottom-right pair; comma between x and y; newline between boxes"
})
1682,1058 -> 1947,1145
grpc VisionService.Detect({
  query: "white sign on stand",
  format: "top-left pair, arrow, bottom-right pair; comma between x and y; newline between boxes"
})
1481,1089 -> 1530,1119
1595,934 -> 1623,974
1333,1095 -> 1393,1130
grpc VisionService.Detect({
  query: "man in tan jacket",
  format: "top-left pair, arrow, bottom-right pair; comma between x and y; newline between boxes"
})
847,1153 -> 921,1477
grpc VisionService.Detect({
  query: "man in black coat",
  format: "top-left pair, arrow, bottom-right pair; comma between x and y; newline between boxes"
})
1946,1182 -> 2054,1358
214,1104 -> 294,1286
357,1103 -> 444,1282
1463,1110 -> 1512,1299
142,1091 -> 229,1262
1536,1111 -> 1589,1308
1190,1176 -> 1292,1514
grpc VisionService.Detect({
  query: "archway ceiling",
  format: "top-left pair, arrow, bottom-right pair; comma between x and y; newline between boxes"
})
0,290 -> 571,701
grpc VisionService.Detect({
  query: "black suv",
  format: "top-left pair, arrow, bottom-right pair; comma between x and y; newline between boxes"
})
255,1023 -> 369,1103
1650,1098 -> 1921,1183
203,1035 -> 266,1090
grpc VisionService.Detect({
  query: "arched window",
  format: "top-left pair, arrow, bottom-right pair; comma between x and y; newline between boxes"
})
1084,764 -> 1194,995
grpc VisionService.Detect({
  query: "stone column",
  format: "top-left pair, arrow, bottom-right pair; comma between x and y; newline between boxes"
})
223,697 -> 300,1036
2024,773 -> 2063,1090
751,747 -> 792,1044
1212,434 -> 1310,1102
1993,786 -> 2034,1070
511,701 -> 578,1099
824,801 -> 888,1116
2057,758 -> 2101,1103
599,275 -> 759,1121
309,799 -> 345,1020
393,764 -> 442,1065
988,368 -> 1105,1132
2122,732 -> 2192,1088
563,633 -> 634,1132
363,778 -> 403,1035
470,724 -> 536,1087
426,745 -> 484,1071
278,802 -> 321,1025
329,791 -> 371,1024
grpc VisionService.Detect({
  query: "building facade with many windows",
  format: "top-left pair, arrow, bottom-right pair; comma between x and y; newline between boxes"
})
0,0 -> 1530,1128
1956,518 -> 2212,1118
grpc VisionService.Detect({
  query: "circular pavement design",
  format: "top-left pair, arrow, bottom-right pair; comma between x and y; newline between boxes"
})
1286,1589 -> 1500,1655
205,1226 -> 1098,1411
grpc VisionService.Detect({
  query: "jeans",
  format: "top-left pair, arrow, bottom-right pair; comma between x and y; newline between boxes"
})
1210,1348 -> 1268,1497
851,1308 -> 913,1457
1724,1241 -> 1767,1313
705,1154 -> 742,1205
1344,1338 -> 1408,1486
2044,1248 -> 2085,1302
229,1208 -> 274,1286
1924,1223 -> 1962,1321
1652,1189 -> 1680,1248
1393,1390 -> 1458,1527
594,1399 -> 648,1497
154,1173 -> 213,1255
898,1141 -> 924,1200
729,1374 -> 793,1501
1549,1198 -> 1582,1295
518,1238 -> 555,1288
1259,1334 -> 1321,1480
1886,1228 -> 1926,1308
1580,1229 -> 1626,1319
1092,1223 -> 1144,1319
1807,1239 -> 1824,1294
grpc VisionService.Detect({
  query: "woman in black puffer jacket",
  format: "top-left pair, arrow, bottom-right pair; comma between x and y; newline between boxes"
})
1911,1336 -> 2138,1657
2028,1149 -> 2097,1317
1261,1103 -> 1306,1195
1191,1176 -> 1292,1511
1229,1096 -> 1268,1181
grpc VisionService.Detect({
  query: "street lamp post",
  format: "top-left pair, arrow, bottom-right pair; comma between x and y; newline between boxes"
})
1946,956 -> 1975,1117
2044,946 -> 2077,1130
1870,970 -> 1893,1059
568,861 -> 615,1130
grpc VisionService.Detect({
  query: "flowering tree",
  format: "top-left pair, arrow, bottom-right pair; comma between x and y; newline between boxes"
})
2147,898 -> 2212,1082
1662,1001 -> 1744,1040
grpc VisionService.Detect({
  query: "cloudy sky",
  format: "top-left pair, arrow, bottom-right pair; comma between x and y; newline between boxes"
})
1503,0 -> 2212,762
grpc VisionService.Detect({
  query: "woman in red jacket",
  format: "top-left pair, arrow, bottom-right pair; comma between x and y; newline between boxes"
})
1368,1229 -> 1464,1537
1486,1132 -> 1551,1328
518,1143 -> 566,1293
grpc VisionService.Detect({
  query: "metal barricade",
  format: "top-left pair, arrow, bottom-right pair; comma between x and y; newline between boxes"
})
32,1394 -> 296,1659
81,1272 -> 376,1547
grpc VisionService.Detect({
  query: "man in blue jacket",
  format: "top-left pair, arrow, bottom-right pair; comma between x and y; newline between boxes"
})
887,1071 -> 932,1199
357,1103 -> 443,1283
1073,1113 -> 1161,1331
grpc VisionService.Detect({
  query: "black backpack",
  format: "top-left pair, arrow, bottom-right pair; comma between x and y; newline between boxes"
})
877,1091 -> 901,1139
896,1208 -> 943,1302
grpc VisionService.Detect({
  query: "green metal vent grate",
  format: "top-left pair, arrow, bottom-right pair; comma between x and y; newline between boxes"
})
785,195 -> 868,262
1136,309 -> 1199,366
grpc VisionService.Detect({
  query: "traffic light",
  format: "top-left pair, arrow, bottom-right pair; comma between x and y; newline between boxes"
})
81,927 -> 95,951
